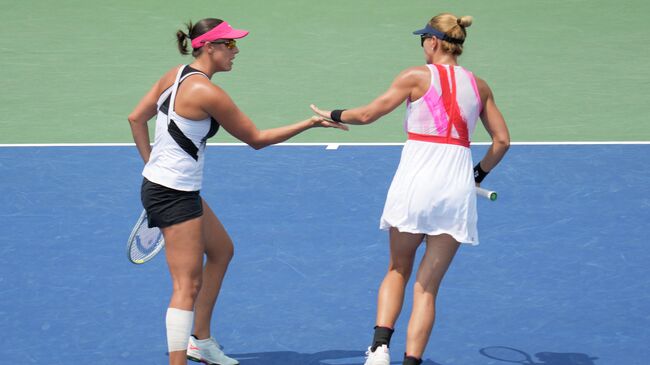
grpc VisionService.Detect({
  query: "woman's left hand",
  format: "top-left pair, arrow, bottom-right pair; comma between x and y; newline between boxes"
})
310,116 -> 348,130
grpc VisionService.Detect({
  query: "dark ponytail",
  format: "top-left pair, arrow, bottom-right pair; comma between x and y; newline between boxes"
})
176,21 -> 193,55
175,18 -> 224,57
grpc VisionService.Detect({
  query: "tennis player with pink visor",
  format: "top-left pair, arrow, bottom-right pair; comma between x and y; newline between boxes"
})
128,18 -> 346,365
190,21 -> 249,49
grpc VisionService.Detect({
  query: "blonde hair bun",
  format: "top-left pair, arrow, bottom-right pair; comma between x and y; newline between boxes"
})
457,16 -> 473,28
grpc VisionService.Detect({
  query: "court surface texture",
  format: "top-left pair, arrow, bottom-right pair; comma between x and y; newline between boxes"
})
1,143 -> 648,365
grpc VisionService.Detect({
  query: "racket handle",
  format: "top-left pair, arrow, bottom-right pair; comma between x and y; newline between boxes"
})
476,187 -> 498,201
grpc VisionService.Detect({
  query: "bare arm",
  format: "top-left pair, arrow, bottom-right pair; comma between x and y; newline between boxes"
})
200,82 -> 347,150
310,67 -> 426,125
475,77 -> 510,175
127,68 -> 178,163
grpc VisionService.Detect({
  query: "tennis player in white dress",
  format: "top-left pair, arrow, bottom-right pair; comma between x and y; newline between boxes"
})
311,13 -> 510,365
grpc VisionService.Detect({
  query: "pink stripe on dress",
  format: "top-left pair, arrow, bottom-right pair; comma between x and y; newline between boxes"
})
422,86 -> 448,135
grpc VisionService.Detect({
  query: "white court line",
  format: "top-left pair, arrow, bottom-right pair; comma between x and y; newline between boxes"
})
0,141 -> 649,148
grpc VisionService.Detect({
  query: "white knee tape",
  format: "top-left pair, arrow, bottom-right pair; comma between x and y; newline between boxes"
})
166,308 -> 194,352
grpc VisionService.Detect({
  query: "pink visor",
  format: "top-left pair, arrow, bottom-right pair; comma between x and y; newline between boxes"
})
191,21 -> 249,48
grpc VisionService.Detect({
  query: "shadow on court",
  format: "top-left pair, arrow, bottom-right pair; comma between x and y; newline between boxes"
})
480,346 -> 599,365
228,349 -> 444,365
230,350 -> 365,365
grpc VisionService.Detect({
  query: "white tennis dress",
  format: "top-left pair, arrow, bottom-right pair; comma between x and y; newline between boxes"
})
379,64 -> 483,245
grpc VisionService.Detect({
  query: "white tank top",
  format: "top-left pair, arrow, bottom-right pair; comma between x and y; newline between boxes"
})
142,65 -> 220,191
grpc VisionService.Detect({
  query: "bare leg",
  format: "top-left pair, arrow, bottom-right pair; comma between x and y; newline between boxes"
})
405,234 -> 460,358
163,216 -> 206,365
192,200 -> 234,339
375,228 -> 424,328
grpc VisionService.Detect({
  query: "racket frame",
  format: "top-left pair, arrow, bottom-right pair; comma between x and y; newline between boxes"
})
126,209 -> 165,264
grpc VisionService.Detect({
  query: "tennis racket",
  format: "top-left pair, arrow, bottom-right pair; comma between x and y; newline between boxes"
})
476,186 -> 498,201
126,209 -> 165,264
479,346 -> 536,364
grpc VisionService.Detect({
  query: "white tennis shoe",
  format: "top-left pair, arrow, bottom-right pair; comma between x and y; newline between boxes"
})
364,344 -> 390,365
187,336 -> 239,365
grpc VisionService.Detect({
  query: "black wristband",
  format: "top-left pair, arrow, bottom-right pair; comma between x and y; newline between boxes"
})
474,162 -> 489,183
330,109 -> 346,123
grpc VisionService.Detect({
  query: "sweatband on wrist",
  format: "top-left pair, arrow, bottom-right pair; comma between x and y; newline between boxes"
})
474,162 -> 489,183
330,109 -> 346,123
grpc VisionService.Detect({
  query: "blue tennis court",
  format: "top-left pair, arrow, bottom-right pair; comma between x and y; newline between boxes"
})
0,144 -> 648,365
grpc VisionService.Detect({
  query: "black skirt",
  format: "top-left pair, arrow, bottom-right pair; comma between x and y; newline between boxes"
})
140,178 -> 203,228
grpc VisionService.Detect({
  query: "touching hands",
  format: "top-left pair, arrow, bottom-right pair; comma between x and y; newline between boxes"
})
309,115 -> 348,130
310,104 -> 332,120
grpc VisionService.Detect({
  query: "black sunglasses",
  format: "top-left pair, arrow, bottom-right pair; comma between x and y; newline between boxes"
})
420,34 -> 434,47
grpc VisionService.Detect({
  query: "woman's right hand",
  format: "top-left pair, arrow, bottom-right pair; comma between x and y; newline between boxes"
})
310,104 -> 332,120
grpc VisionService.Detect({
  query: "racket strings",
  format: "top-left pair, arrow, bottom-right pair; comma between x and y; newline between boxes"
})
127,212 -> 165,264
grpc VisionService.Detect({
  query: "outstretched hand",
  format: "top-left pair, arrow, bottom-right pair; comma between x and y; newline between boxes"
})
310,116 -> 349,131
310,104 -> 332,120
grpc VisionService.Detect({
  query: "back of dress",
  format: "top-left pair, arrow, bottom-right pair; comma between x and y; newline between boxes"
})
379,63 -> 483,245
404,64 -> 482,147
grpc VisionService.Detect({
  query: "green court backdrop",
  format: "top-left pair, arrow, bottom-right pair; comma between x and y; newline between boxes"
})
1,0 -> 648,143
